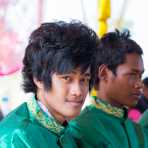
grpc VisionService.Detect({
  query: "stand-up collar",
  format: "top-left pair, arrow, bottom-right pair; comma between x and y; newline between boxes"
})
27,96 -> 65,135
92,98 -> 125,118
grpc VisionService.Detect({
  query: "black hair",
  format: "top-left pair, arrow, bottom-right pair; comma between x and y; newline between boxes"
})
22,20 -> 99,93
143,77 -> 148,87
94,29 -> 143,86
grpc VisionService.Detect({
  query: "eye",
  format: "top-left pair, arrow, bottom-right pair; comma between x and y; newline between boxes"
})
129,73 -> 141,80
130,73 -> 136,77
80,77 -> 90,85
62,76 -> 72,82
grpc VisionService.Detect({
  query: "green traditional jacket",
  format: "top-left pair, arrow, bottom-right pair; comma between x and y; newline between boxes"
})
68,98 -> 147,148
0,97 -> 77,148
139,109 -> 148,142
140,109 -> 148,127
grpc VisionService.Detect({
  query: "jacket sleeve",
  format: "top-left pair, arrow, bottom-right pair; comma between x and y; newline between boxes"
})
0,129 -> 38,148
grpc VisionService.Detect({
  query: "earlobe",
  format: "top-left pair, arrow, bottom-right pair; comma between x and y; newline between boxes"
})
98,64 -> 109,81
33,77 -> 44,89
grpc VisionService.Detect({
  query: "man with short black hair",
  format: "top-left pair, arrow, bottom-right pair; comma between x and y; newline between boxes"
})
69,30 -> 148,147
0,20 -> 99,147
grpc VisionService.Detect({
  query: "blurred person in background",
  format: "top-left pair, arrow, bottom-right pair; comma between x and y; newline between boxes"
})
139,79 -> 148,144
0,20 -> 99,147
128,77 -> 148,122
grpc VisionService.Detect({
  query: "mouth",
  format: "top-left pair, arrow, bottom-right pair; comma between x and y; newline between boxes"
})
131,93 -> 141,100
66,100 -> 84,107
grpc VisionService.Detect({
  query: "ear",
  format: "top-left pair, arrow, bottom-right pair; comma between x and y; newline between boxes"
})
33,77 -> 44,89
98,64 -> 110,82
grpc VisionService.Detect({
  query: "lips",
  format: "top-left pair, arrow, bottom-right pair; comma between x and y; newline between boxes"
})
131,92 -> 141,100
66,100 -> 84,107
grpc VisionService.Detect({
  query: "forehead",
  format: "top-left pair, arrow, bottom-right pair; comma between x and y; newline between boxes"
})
55,67 -> 90,76
69,67 -> 91,76
117,53 -> 144,73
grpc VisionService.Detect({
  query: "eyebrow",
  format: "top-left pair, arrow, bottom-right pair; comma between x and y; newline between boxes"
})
71,71 -> 91,77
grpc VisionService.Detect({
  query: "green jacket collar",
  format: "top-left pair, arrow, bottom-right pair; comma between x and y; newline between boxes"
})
27,97 -> 65,135
92,98 -> 125,118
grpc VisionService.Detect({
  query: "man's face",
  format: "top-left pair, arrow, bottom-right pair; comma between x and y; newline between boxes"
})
105,53 -> 144,108
35,67 -> 90,123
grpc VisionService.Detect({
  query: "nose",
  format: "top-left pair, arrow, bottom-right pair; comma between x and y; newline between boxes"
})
71,82 -> 82,97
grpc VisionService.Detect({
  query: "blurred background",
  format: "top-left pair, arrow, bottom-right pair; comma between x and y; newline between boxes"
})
0,0 -> 148,116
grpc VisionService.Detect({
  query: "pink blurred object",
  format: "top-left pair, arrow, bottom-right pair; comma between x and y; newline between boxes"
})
128,108 -> 142,122
0,19 -> 22,76
0,0 -> 9,8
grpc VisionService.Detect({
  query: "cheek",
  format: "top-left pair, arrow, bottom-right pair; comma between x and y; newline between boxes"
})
128,78 -> 136,85
111,79 -> 130,96
81,85 -> 89,96
53,82 -> 68,93
56,87 -> 68,99
117,76 -> 132,88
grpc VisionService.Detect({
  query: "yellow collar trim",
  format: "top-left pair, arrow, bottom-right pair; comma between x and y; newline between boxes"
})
92,98 -> 124,118
27,97 -> 64,135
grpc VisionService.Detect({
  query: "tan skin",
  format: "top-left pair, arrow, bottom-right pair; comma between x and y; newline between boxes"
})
97,53 -> 144,108
34,67 -> 90,123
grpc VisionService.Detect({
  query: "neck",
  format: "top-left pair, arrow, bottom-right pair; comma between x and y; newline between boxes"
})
41,101 -> 66,124
97,91 -> 123,108
49,109 -> 66,124
36,93 -> 66,124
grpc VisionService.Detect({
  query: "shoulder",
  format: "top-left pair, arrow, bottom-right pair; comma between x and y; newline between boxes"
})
0,103 -> 30,137
0,103 -> 59,147
69,106 -> 112,147
0,127 -> 57,148
70,105 -> 117,129
0,103 -> 33,147
140,109 -> 148,127
70,106 -> 99,128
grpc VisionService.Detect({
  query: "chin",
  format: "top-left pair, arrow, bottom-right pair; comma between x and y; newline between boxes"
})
127,101 -> 138,108
66,111 -> 81,120
132,101 -> 138,107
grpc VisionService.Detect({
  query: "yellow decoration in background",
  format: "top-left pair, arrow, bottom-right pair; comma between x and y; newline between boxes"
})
97,0 -> 110,37
97,21 -> 108,37
91,0 -> 111,98
98,0 -> 110,20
